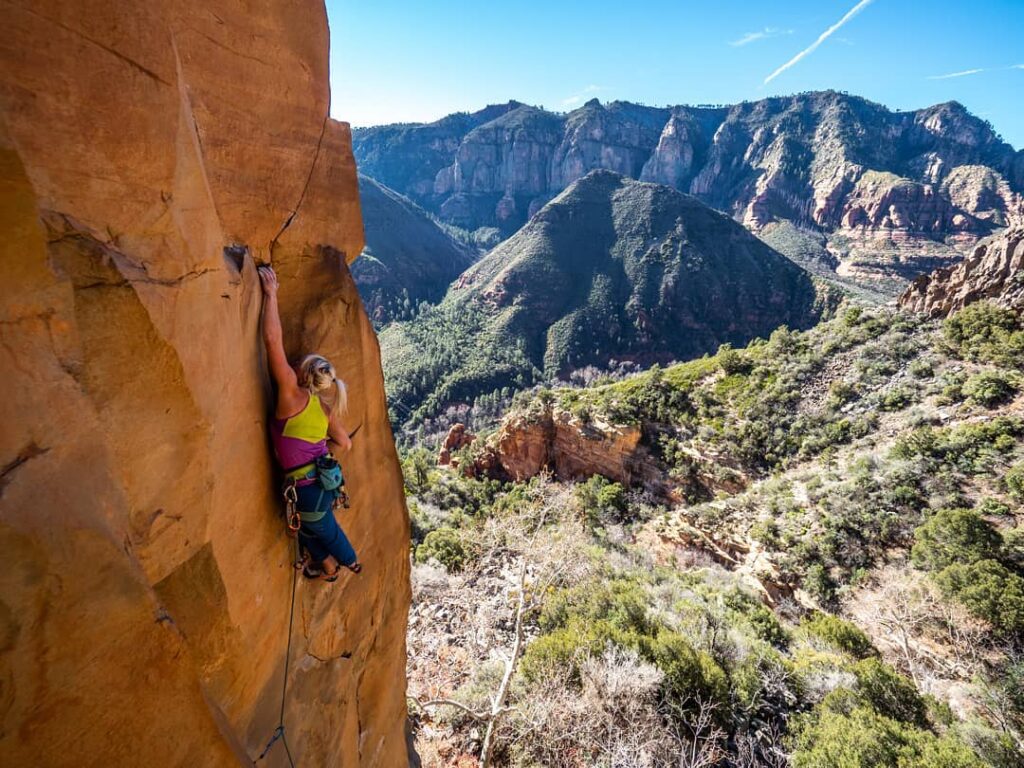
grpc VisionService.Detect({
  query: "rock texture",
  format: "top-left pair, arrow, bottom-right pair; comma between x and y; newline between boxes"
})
437,423 -> 475,466
353,175 -> 477,326
899,226 -> 1024,316
473,408 -> 649,486
355,93 -> 1024,283
380,171 -> 824,423
0,2 -> 410,766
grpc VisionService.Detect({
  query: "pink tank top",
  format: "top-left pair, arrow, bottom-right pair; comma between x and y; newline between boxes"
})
270,393 -> 329,482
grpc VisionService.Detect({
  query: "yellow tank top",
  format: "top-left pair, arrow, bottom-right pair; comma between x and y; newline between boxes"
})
281,393 -> 329,443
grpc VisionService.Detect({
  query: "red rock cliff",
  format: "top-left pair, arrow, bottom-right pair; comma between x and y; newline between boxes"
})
899,226 -> 1024,317
0,2 -> 410,766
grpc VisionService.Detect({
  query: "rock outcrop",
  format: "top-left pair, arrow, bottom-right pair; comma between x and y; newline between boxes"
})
899,226 -> 1024,316
473,408 -> 650,487
355,93 -> 1024,284
0,2 -> 410,766
437,423 -> 475,466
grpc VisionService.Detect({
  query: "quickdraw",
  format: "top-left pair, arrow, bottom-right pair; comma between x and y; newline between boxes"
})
283,480 -> 301,536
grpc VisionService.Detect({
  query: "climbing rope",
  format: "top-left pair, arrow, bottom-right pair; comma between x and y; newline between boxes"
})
255,535 -> 302,767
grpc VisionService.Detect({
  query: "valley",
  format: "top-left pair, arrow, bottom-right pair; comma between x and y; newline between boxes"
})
352,94 -> 1024,766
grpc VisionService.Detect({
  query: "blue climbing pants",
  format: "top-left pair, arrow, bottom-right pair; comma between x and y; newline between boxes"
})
295,483 -> 358,567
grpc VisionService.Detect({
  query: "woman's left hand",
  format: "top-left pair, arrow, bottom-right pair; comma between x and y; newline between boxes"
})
258,265 -> 279,297
338,431 -> 353,453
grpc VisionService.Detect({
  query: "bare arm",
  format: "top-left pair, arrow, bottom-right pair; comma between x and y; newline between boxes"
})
328,413 -> 352,453
258,266 -> 304,416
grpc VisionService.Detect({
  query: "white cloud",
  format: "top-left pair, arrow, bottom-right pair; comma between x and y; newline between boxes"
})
561,84 -> 604,108
730,27 -> 794,47
926,64 -> 1024,80
927,68 -> 986,80
764,0 -> 875,85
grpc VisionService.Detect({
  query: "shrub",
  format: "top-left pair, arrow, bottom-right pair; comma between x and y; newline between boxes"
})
911,508 -> 1001,571
790,703 -> 984,768
851,657 -> 927,725
415,526 -> 468,572
1006,462 -> 1024,502
1003,527 -> 1024,569
718,344 -> 752,375
401,447 -> 434,494
977,498 -> 1013,517
828,381 -> 858,407
935,559 -> 1024,634
909,359 -> 935,379
573,475 -> 628,525
647,631 -> 729,709
943,301 -> 1024,368
802,563 -> 837,604
880,387 -> 914,411
962,370 -> 1017,407
745,604 -> 788,646
801,613 -> 876,659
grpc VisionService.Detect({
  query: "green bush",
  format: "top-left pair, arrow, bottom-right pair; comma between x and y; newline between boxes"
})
880,387 -> 914,412
718,343 -> 753,375
401,447 -> 434,494
935,559 -> 1024,634
573,475 -> 628,525
791,701 -> 984,768
745,603 -> 788,646
943,301 -> 1024,368
1006,462 -> 1024,502
1003,527 -> 1024,569
962,371 -> 1017,407
802,563 -> 836,604
909,359 -> 935,379
828,381 -> 859,406
647,631 -> 729,708
891,418 -> 1022,475
415,527 -> 468,572
911,508 -> 1001,571
851,657 -> 927,725
801,613 -> 876,659
977,498 -> 1013,517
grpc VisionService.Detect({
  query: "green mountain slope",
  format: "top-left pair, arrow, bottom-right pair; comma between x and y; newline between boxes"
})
380,170 -> 826,425
352,175 -> 477,325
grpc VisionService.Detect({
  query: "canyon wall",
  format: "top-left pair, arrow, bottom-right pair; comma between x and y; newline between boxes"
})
900,225 -> 1024,316
355,95 -> 1024,281
0,2 -> 410,766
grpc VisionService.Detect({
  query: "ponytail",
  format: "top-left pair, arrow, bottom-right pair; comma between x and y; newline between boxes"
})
298,354 -> 348,422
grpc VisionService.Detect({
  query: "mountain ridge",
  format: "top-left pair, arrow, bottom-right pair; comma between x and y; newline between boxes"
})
355,91 -> 1023,289
353,174 -> 478,325
380,170 -> 826,428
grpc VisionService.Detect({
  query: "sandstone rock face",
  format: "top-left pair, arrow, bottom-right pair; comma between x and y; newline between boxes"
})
437,423 -> 475,467
899,226 -> 1024,316
0,2 -> 410,766
355,93 -> 1024,282
474,407 -> 652,488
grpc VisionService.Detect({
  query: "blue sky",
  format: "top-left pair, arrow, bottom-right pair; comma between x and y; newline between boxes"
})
326,0 -> 1024,149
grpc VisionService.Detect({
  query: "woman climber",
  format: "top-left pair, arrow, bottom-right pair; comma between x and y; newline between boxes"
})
258,264 -> 362,580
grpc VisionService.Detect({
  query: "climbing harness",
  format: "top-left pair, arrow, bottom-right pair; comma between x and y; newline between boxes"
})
254,535 -> 301,768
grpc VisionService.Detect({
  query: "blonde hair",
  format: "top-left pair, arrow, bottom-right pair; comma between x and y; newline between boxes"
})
298,354 -> 347,423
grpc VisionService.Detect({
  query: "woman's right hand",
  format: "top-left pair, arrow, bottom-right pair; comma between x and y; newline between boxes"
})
258,265 -> 279,297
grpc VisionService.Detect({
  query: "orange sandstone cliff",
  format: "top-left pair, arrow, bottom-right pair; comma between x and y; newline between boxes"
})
0,1 -> 411,766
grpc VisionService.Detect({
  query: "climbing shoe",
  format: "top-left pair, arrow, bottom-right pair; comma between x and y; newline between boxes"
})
302,563 -> 323,580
